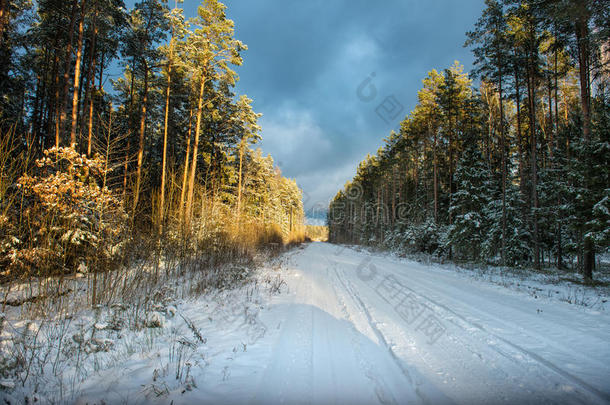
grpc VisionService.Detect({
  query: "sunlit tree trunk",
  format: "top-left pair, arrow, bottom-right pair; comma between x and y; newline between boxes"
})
159,36 -> 175,235
56,0 -> 79,147
236,137 -> 245,218
179,108 -> 193,224
122,139 -> 130,199
70,0 -> 87,148
185,74 -> 206,226
132,62 -> 149,219
85,2 -> 98,157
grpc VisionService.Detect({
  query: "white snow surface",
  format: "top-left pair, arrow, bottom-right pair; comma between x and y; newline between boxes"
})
4,242 -> 610,404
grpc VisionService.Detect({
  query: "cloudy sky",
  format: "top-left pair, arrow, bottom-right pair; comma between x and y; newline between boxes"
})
177,0 -> 486,220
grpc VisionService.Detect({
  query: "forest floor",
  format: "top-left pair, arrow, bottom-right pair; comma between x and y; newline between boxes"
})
2,242 -> 610,404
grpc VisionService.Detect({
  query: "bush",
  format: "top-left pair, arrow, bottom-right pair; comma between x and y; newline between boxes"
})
401,220 -> 445,255
1,147 -> 128,278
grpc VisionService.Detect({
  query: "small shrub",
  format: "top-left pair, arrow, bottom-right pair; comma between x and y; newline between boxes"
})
2,146 -> 128,278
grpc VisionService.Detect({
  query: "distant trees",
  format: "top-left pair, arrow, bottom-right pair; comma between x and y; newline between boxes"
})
330,0 -> 609,280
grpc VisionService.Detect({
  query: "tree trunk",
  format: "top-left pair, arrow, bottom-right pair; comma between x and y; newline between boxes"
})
432,123 -> 438,224
514,54 -> 527,210
76,47 -> 87,141
391,166 -> 396,225
86,88 -> 95,156
32,64 -> 43,146
47,34 -> 60,147
128,55 -> 136,138
179,108 -> 193,224
56,0 -> 80,146
376,188 -> 381,243
51,45 -> 61,147
554,30 -> 564,270
527,54 -> 540,270
159,36 -> 175,236
575,10 -> 595,279
95,51 -> 104,148
546,57 -> 557,266
70,0 -> 87,147
486,99 -> 493,172
185,74 -> 206,226
398,161 -> 403,206
98,51 -> 104,90
122,139 -> 130,199
583,237 -> 594,281
554,41 -> 560,135
499,75 -> 507,265
85,2 -> 98,156
236,137 -> 245,218
448,104 -> 454,261
575,14 -> 591,142
132,62 -> 149,219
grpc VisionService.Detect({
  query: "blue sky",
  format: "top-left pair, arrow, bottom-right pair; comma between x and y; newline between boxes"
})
130,0 -> 486,219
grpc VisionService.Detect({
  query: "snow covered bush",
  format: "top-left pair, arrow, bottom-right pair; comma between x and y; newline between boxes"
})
482,191 -> 532,266
395,219 -> 445,255
447,142 -> 493,262
2,146 -> 128,277
589,190 -> 610,250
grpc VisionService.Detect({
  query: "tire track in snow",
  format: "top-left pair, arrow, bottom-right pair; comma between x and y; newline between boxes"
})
362,261 -> 610,404
416,286 -> 610,403
249,269 -> 314,404
325,260 -> 400,405
331,264 -> 454,405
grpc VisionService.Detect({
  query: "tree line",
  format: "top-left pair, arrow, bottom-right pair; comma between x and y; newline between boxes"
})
329,0 -> 609,280
0,0 -> 304,281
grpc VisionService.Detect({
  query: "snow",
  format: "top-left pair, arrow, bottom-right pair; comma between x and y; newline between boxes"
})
2,242 -> 610,404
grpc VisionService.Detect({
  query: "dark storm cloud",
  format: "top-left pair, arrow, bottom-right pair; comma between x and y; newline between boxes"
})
179,0 -> 486,215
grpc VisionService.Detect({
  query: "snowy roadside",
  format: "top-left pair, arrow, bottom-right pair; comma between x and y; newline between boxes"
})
341,244 -> 610,312
0,247 -> 301,404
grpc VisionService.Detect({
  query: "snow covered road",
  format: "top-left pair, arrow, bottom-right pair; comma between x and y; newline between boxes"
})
244,242 -> 610,405
72,242 -> 610,404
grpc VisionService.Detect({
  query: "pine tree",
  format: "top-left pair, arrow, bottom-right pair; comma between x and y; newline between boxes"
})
159,1 -> 187,235
234,95 -> 262,219
129,0 -> 168,219
447,130 -> 494,261
466,0 -> 511,263
182,0 -> 245,226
